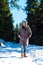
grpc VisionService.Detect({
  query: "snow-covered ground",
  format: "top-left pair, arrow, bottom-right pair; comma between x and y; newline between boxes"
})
0,41 -> 43,65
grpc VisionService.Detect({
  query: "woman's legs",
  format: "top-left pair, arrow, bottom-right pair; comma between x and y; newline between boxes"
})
21,45 -> 27,57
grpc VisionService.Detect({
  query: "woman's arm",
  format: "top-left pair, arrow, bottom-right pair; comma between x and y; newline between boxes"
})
28,25 -> 32,38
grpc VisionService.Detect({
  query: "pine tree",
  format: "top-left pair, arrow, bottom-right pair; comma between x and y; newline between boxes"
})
26,0 -> 43,45
0,0 -> 14,41
14,24 -> 19,43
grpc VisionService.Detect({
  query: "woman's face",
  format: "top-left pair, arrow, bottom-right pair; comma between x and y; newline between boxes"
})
22,22 -> 26,26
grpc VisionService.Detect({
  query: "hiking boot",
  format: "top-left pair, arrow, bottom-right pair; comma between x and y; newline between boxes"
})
24,52 -> 28,57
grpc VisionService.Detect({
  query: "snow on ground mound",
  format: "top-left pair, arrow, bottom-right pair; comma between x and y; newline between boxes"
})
0,39 -> 5,46
0,42 -> 43,65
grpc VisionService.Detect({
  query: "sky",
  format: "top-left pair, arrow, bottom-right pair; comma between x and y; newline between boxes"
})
9,0 -> 27,27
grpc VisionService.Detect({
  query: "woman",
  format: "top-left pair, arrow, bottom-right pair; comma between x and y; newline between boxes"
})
18,21 -> 32,58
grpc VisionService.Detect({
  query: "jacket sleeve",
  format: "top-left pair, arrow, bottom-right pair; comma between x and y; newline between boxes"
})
28,25 -> 32,37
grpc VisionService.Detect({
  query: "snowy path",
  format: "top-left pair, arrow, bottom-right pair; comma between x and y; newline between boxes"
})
0,43 -> 43,65
0,52 -> 37,65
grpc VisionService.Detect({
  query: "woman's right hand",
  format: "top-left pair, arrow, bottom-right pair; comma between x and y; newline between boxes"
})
18,35 -> 21,39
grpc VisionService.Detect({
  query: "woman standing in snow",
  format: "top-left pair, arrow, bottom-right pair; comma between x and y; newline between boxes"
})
18,21 -> 32,58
